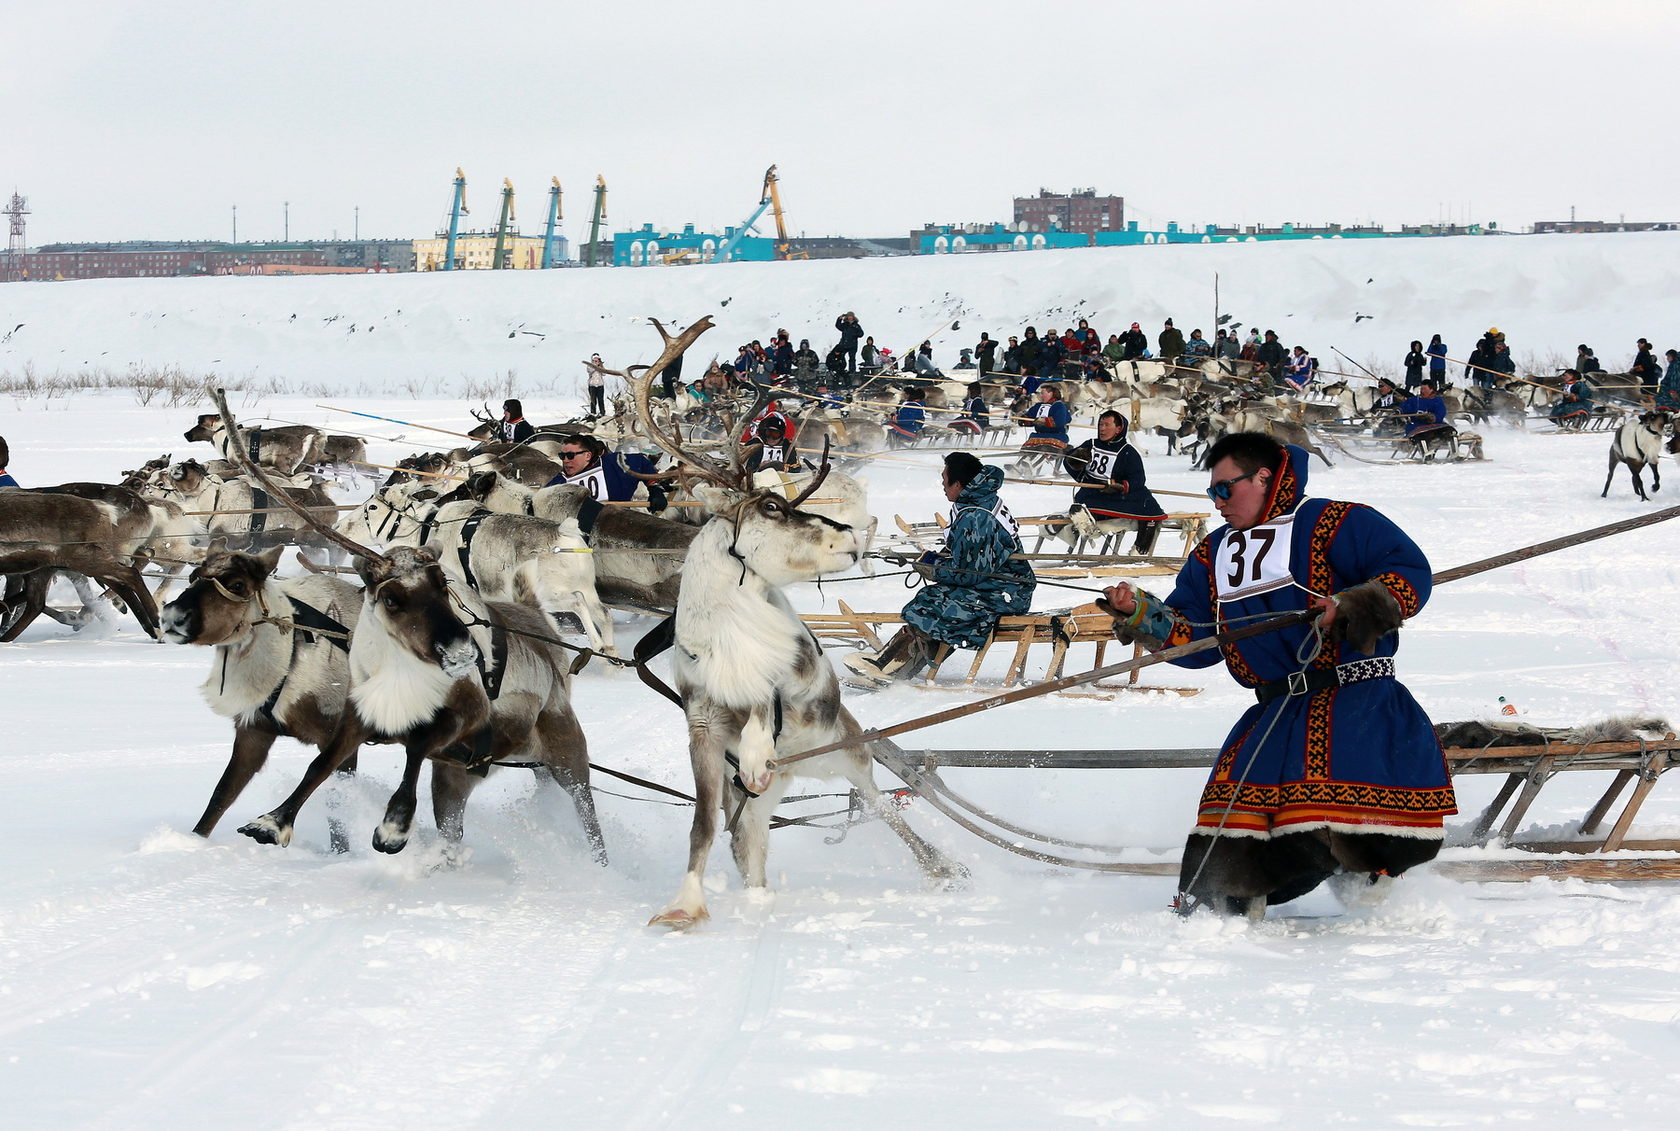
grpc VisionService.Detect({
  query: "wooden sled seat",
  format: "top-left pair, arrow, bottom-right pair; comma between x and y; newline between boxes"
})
804,601 -> 1198,699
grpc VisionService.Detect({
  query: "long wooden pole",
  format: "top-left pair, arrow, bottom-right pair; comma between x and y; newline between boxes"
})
317,404 -> 479,441
771,501 -> 1680,769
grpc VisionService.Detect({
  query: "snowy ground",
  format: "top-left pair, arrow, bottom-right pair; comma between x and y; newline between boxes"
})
5,247 -> 1680,1128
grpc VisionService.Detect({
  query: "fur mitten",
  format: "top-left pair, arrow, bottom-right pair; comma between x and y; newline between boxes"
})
1332,580 -> 1404,654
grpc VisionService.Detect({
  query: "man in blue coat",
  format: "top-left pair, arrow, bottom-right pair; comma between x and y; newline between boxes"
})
1101,433 -> 1455,916
547,433 -> 669,511
843,454 -> 1036,689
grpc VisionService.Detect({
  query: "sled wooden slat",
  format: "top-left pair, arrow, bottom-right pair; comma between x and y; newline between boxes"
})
1430,857 -> 1680,882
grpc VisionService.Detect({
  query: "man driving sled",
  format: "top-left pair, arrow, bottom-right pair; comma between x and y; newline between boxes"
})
1100,432 -> 1456,916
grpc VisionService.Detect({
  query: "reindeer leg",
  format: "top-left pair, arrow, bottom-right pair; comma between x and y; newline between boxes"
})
373,744 -> 431,854
650,710 -> 732,927
239,713 -> 370,847
193,726 -> 279,836
1602,453 -> 1617,497
429,761 -> 478,845
537,703 -> 606,865
729,775 -> 792,890
839,748 -> 970,889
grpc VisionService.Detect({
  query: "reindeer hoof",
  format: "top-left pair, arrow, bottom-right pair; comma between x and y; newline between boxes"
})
648,906 -> 710,930
934,860 -> 973,892
372,822 -> 410,854
237,815 -> 292,847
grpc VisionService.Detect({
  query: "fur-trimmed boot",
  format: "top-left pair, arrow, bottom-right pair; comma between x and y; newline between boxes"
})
841,626 -> 939,690
1133,521 -> 1160,556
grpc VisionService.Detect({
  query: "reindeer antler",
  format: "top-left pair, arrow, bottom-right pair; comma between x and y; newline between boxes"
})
787,436 -> 832,509
208,387 -> 389,565
629,316 -> 740,487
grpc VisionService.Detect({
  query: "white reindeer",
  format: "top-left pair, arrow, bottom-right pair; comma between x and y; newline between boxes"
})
1602,412 -> 1669,501
629,318 -> 968,928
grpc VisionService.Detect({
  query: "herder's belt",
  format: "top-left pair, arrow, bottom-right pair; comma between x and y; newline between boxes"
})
1254,657 -> 1394,704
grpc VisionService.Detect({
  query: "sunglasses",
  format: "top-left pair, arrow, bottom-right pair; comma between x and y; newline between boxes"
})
1206,468 -> 1259,501
562,450 -> 587,460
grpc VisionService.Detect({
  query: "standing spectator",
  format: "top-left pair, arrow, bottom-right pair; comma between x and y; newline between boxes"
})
1073,319 -> 1099,354
1576,344 -> 1602,375
1489,341 -> 1516,382
1403,340 -> 1427,389
1001,335 -> 1023,374
1239,330 -> 1260,362
1019,327 -> 1043,374
1255,330 -> 1286,376
771,335 -> 795,381
793,339 -> 820,379
1037,330 -> 1065,379
975,332 -> 999,376
914,341 -> 941,378
1426,334 -> 1448,387
1182,329 -> 1213,363
1464,336 -> 1495,388
1631,338 -> 1661,393
1159,319 -> 1186,368
1103,334 -> 1126,365
1121,322 -> 1149,360
586,354 -> 607,417
860,336 -> 881,373
834,312 -> 864,374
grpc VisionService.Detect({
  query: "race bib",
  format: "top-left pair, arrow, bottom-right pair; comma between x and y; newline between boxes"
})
949,500 -> 1021,544
569,465 -> 608,501
1213,513 -> 1296,602
1086,446 -> 1119,481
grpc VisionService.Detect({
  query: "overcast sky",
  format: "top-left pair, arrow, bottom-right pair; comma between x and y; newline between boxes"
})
7,0 -> 1677,246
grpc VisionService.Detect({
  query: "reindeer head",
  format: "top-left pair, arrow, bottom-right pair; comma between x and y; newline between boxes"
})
357,546 -> 480,678
184,414 -> 222,443
161,545 -> 285,646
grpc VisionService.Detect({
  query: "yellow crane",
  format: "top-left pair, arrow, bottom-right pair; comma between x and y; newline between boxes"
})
762,165 -> 808,261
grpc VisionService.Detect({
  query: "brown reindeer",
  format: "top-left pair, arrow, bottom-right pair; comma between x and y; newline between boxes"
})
161,546 -> 363,837
235,545 -> 605,860
184,414 -> 323,476
0,489 -> 162,641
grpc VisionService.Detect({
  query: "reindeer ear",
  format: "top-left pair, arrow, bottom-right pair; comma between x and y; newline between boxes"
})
255,545 -> 285,577
355,554 -> 390,589
469,471 -> 497,498
413,547 -> 440,565
207,536 -> 230,554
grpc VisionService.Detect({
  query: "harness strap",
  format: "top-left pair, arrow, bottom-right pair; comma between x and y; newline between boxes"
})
249,486 -> 269,535
457,510 -> 489,591
631,613 -> 684,707
247,427 -> 262,463
575,495 -> 604,546
476,620 -> 508,700
253,596 -> 352,733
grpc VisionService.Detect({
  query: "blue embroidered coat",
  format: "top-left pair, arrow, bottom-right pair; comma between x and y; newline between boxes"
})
1124,446 -> 1455,838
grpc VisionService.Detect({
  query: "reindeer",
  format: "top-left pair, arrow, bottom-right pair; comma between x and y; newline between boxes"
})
455,472 -> 695,614
626,318 -> 967,929
146,459 -> 340,555
184,414 -> 324,476
1602,412 -> 1669,500
160,546 -> 363,837
235,544 -> 605,860
0,489 -> 162,641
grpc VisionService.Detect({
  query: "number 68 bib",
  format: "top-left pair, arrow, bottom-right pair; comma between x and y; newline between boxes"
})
1214,513 -> 1296,602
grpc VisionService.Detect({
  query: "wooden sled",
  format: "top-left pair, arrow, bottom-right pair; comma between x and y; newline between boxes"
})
805,601 -> 1200,699
890,735 -> 1680,882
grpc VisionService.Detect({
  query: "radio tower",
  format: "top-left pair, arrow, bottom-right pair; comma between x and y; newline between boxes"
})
3,192 -> 27,282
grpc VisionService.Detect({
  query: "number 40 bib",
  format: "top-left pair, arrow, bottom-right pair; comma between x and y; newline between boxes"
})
1213,513 -> 1296,602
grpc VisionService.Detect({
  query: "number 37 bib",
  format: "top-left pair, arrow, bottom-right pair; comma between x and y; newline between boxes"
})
1213,513 -> 1296,602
